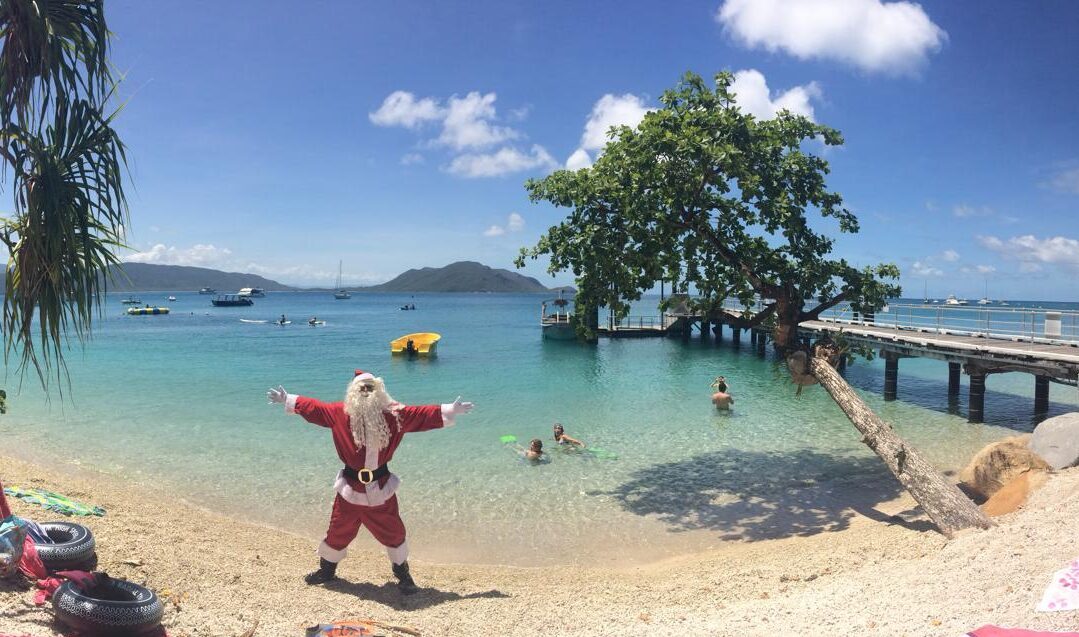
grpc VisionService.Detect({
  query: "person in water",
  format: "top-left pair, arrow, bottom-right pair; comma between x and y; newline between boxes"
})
552,423 -> 584,448
309,316 -> 318,325
710,376 -> 734,410
280,314 -> 287,325
524,438 -> 544,461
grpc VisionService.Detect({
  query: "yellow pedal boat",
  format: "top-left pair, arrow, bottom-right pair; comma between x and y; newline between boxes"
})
391,332 -> 440,357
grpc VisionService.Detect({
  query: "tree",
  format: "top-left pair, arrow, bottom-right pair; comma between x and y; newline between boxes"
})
0,0 -> 128,388
517,71 -> 992,536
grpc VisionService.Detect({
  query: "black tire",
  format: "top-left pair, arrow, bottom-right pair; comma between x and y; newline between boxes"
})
34,521 -> 96,570
53,577 -> 164,636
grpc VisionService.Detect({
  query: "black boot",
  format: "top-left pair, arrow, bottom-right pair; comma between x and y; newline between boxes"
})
304,558 -> 338,585
392,560 -> 418,595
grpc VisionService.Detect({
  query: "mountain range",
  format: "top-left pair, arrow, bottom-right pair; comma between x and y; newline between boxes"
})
105,261 -> 567,293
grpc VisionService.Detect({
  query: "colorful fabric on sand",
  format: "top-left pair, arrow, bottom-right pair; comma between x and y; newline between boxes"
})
967,626 -> 1079,636
0,515 -> 28,578
1037,557 -> 1079,612
305,619 -> 420,636
2,487 -> 105,516
32,569 -> 95,606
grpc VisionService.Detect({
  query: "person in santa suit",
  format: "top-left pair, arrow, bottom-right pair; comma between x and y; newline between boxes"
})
266,369 -> 474,593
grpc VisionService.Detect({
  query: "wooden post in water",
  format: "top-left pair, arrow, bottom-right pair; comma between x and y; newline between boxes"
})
883,353 -> 899,401
750,329 -> 758,345
1034,375 -> 1050,413
731,326 -> 741,347
967,367 -> 986,423
700,318 -> 711,339
756,330 -> 766,356
948,362 -> 961,397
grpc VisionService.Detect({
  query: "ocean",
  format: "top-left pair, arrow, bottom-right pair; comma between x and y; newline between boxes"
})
2,292 -> 1076,566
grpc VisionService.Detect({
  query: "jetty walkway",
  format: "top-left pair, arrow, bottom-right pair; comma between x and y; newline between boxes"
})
598,302 -> 1079,423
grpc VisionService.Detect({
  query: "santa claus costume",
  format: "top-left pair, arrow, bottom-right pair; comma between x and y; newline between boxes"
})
267,370 -> 473,592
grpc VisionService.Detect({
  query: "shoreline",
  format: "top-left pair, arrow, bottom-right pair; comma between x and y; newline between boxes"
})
3,452 -> 1078,635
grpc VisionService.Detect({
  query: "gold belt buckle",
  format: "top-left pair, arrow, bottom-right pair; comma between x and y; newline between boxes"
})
357,468 -> 375,484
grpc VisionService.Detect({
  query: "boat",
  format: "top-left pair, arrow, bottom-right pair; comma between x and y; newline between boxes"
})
211,295 -> 254,307
334,261 -> 351,300
390,332 -> 440,357
308,319 -> 326,326
944,295 -> 968,306
167,295 -> 177,302
121,296 -> 142,305
239,319 -> 267,324
922,281 -> 929,304
541,291 -> 575,340
400,304 -> 416,310
126,307 -> 169,316
1000,301 -> 1010,306
237,287 -> 265,298
198,287 -> 216,295
977,280 -> 991,305
275,320 -> 291,326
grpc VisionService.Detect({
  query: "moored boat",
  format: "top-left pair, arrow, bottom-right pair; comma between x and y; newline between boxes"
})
198,287 -> 216,295
121,295 -> 142,305
541,291 -> 575,340
237,287 -> 265,297
390,332 -> 440,357
333,260 -> 351,299
211,295 -> 254,307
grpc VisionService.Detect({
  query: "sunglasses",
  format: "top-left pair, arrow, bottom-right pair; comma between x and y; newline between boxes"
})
358,383 -> 377,393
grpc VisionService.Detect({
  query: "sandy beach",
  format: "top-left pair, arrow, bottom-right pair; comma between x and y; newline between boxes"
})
2,453 -> 1077,636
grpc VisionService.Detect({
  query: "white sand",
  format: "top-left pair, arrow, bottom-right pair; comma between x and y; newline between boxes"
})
2,454 -> 1077,636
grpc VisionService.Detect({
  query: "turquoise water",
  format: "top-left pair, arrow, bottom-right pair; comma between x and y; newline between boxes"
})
2,292 -> 1076,566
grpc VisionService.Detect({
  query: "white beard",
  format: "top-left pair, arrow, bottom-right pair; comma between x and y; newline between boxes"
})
343,377 -> 396,451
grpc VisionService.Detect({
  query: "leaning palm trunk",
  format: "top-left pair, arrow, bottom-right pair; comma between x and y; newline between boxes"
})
793,349 -> 994,537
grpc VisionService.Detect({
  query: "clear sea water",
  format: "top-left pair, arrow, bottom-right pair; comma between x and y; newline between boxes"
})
2,292 -> 1077,566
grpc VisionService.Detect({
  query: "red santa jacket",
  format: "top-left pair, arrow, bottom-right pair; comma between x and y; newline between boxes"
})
287,395 -> 452,507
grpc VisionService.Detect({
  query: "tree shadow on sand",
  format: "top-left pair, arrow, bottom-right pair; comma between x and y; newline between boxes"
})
325,579 -> 509,611
592,448 -> 937,541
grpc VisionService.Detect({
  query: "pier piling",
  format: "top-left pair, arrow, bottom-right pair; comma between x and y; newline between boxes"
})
1034,376 -> 1050,413
755,331 -> 766,356
948,362 -> 961,396
968,371 -> 986,423
883,354 -> 899,401
731,326 -> 741,347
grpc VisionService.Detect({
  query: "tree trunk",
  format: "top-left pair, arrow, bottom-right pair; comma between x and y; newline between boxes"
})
807,355 -> 994,537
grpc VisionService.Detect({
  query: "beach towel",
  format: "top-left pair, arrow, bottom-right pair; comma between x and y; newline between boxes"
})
1037,557 -> 1079,612
305,619 -> 421,636
966,627 -> 1079,636
2,487 -> 105,516
0,515 -> 27,578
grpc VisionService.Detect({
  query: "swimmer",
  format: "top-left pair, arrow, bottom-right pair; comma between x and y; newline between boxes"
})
553,423 -> 585,448
710,376 -> 729,392
524,438 -> 544,461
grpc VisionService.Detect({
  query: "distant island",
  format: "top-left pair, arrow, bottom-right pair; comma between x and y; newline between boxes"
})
107,261 -> 569,293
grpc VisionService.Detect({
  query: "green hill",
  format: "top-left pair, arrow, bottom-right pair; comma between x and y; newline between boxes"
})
363,261 -> 557,293
105,263 -> 295,292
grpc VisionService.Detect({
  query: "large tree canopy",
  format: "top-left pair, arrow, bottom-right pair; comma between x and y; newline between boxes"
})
517,71 -> 899,347
0,0 -> 127,387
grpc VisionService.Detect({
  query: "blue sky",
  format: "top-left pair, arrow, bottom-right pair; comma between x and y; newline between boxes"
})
110,0 -> 1078,299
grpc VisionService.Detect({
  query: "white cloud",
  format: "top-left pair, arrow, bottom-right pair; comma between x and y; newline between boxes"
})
400,153 -> 424,165
565,148 -> 592,170
975,265 -> 996,274
369,91 -> 444,129
730,69 -> 821,120
437,92 -> 520,150
447,145 -> 557,178
952,203 -> 993,218
940,249 -> 959,262
1047,166 -> 1079,194
978,234 -> 1079,271
124,243 -> 233,268
911,260 -> 942,276
482,212 -> 526,237
716,0 -> 947,75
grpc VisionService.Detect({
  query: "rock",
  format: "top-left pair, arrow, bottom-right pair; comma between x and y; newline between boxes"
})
1030,412 -> 1079,469
981,470 -> 1049,516
958,435 -> 1053,500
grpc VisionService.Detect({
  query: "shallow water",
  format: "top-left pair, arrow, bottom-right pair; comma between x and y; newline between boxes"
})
2,292 -> 1076,566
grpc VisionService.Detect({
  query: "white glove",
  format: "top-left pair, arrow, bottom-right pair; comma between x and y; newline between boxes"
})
267,385 -> 288,404
448,396 -> 474,415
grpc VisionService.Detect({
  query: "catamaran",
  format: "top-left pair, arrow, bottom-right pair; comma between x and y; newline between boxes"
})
334,261 -> 351,300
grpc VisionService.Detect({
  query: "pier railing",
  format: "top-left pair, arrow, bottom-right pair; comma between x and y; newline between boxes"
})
720,299 -> 1079,346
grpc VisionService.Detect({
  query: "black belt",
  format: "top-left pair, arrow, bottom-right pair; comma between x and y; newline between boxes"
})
343,464 -> 389,485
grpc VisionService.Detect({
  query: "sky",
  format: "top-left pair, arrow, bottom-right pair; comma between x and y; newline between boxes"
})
107,0 -> 1079,299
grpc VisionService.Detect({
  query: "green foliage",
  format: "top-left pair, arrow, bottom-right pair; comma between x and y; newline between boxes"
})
517,71 -> 900,346
0,0 -> 127,387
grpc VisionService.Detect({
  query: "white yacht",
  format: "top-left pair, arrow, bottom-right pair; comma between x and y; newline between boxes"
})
944,294 -> 968,306
237,287 -> 265,298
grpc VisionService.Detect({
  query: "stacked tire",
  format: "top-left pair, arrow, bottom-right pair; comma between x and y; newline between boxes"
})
33,521 -> 96,570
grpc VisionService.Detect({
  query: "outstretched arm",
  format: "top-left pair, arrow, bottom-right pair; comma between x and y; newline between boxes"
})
396,396 -> 475,434
267,385 -> 335,428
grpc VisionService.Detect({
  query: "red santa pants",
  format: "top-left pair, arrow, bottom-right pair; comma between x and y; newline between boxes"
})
322,494 -> 407,561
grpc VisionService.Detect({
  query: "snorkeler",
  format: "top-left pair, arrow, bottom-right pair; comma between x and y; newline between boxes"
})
552,423 -> 585,448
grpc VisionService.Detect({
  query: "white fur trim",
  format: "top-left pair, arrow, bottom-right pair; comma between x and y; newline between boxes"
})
440,403 -> 456,427
285,394 -> 298,414
334,469 -> 400,507
317,540 -> 347,562
386,540 -> 409,565
355,372 -> 375,381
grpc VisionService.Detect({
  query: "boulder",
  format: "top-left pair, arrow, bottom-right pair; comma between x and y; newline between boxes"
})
1030,412 -> 1079,470
959,435 -> 1053,500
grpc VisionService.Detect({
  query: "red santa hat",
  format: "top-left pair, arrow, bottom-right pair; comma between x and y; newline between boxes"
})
354,369 -> 375,381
